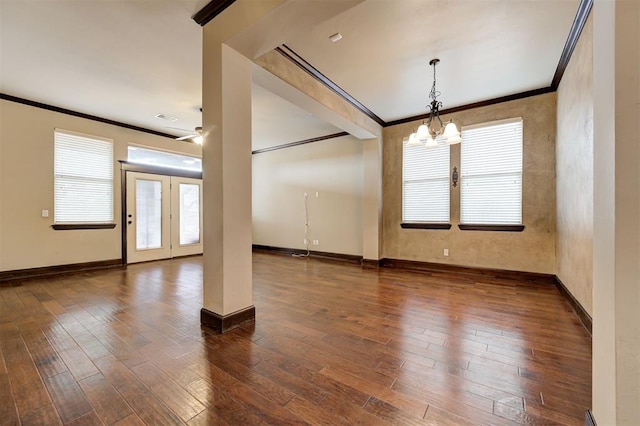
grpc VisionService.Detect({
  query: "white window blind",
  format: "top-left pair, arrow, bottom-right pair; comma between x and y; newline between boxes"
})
460,118 -> 523,225
54,130 -> 114,223
402,142 -> 450,223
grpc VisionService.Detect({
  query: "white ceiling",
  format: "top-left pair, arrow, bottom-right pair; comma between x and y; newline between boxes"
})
1,0 -> 581,148
251,82 -> 342,151
1,0 -> 206,137
286,0 -> 579,122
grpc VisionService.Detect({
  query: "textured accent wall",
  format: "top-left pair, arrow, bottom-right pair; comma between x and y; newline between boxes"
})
383,93 -> 556,274
556,14 -> 593,316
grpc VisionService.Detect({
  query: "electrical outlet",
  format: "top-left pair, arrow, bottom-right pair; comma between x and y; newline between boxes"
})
443,248 -> 449,257
313,240 -> 319,246
41,209 -> 49,218
303,238 -> 307,245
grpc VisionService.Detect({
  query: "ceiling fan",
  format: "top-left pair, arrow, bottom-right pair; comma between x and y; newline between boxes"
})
167,126 -> 203,144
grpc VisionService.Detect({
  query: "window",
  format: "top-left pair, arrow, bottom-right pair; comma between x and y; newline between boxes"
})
460,118 -> 523,225
402,142 -> 450,224
54,130 -> 114,225
127,146 -> 202,172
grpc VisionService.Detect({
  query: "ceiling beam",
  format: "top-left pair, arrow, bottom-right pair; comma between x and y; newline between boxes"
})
276,45 -> 386,127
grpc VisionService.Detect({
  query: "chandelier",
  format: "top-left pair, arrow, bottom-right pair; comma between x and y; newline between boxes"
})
405,58 -> 461,148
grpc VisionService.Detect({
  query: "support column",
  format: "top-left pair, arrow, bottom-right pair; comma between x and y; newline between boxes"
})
592,0 -> 640,423
200,42 -> 254,333
196,0 -> 371,333
362,137 -> 382,265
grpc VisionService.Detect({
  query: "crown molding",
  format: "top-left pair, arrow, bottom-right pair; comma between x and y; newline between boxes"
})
0,93 -> 176,140
192,0 -> 236,27
551,0 -> 593,89
252,132 -> 348,155
386,87 -> 554,127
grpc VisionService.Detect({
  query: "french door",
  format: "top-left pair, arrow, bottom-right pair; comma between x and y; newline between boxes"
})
126,172 -> 203,263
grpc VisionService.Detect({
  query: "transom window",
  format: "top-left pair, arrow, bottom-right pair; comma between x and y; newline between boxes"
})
128,146 -> 202,172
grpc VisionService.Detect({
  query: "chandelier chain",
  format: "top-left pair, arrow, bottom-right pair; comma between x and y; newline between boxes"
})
429,61 -> 440,102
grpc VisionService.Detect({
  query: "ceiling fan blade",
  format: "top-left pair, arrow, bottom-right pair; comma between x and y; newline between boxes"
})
176,134 -> 197,141
166,126 -> 193,132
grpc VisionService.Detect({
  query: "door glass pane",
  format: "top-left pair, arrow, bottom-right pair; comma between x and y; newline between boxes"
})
136,179 -> 162,250
179,183 -> 200,245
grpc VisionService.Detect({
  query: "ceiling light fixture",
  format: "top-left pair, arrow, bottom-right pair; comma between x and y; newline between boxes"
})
405,59 -> 461,148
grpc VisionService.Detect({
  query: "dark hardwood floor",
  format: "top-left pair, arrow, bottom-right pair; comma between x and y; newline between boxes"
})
0,253 -> 591,425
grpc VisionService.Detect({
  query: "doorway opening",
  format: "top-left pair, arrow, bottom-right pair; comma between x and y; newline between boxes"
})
120,160 -> 203,264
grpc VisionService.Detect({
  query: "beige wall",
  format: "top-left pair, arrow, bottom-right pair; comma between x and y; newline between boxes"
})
0,99 -> 201,272
252,135 -> 363,256
556,15 -> 593,315
383,93 -> 556,274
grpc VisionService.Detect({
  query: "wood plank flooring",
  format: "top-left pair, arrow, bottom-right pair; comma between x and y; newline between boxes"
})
0,253 -> 591,425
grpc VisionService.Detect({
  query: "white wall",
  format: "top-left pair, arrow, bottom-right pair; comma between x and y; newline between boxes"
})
0,99 -> 201,271
252,135 -> 363,256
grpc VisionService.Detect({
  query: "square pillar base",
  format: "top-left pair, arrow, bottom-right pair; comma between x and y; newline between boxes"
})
200,306 -> 255,334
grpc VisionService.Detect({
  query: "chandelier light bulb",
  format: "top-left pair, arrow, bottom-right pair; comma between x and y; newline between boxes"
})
416,124 -> 430,140
443,121 -> 459,137
407,132 -> 422,146
424,136 -> 438,148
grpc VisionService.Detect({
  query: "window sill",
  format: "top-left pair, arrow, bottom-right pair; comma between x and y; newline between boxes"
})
401,223 -> 452,230
458,224 -> 525,232
52,223 -> 117,230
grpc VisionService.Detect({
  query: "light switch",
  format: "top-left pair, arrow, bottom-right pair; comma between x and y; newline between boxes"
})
41,209 -> 49,218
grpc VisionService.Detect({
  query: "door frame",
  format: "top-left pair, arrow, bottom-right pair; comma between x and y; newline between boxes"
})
126,172 -> 172,264
119,161 -> 202,265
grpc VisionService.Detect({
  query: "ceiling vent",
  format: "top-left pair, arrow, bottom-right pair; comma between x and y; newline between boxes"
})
155,113 -> 178,122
